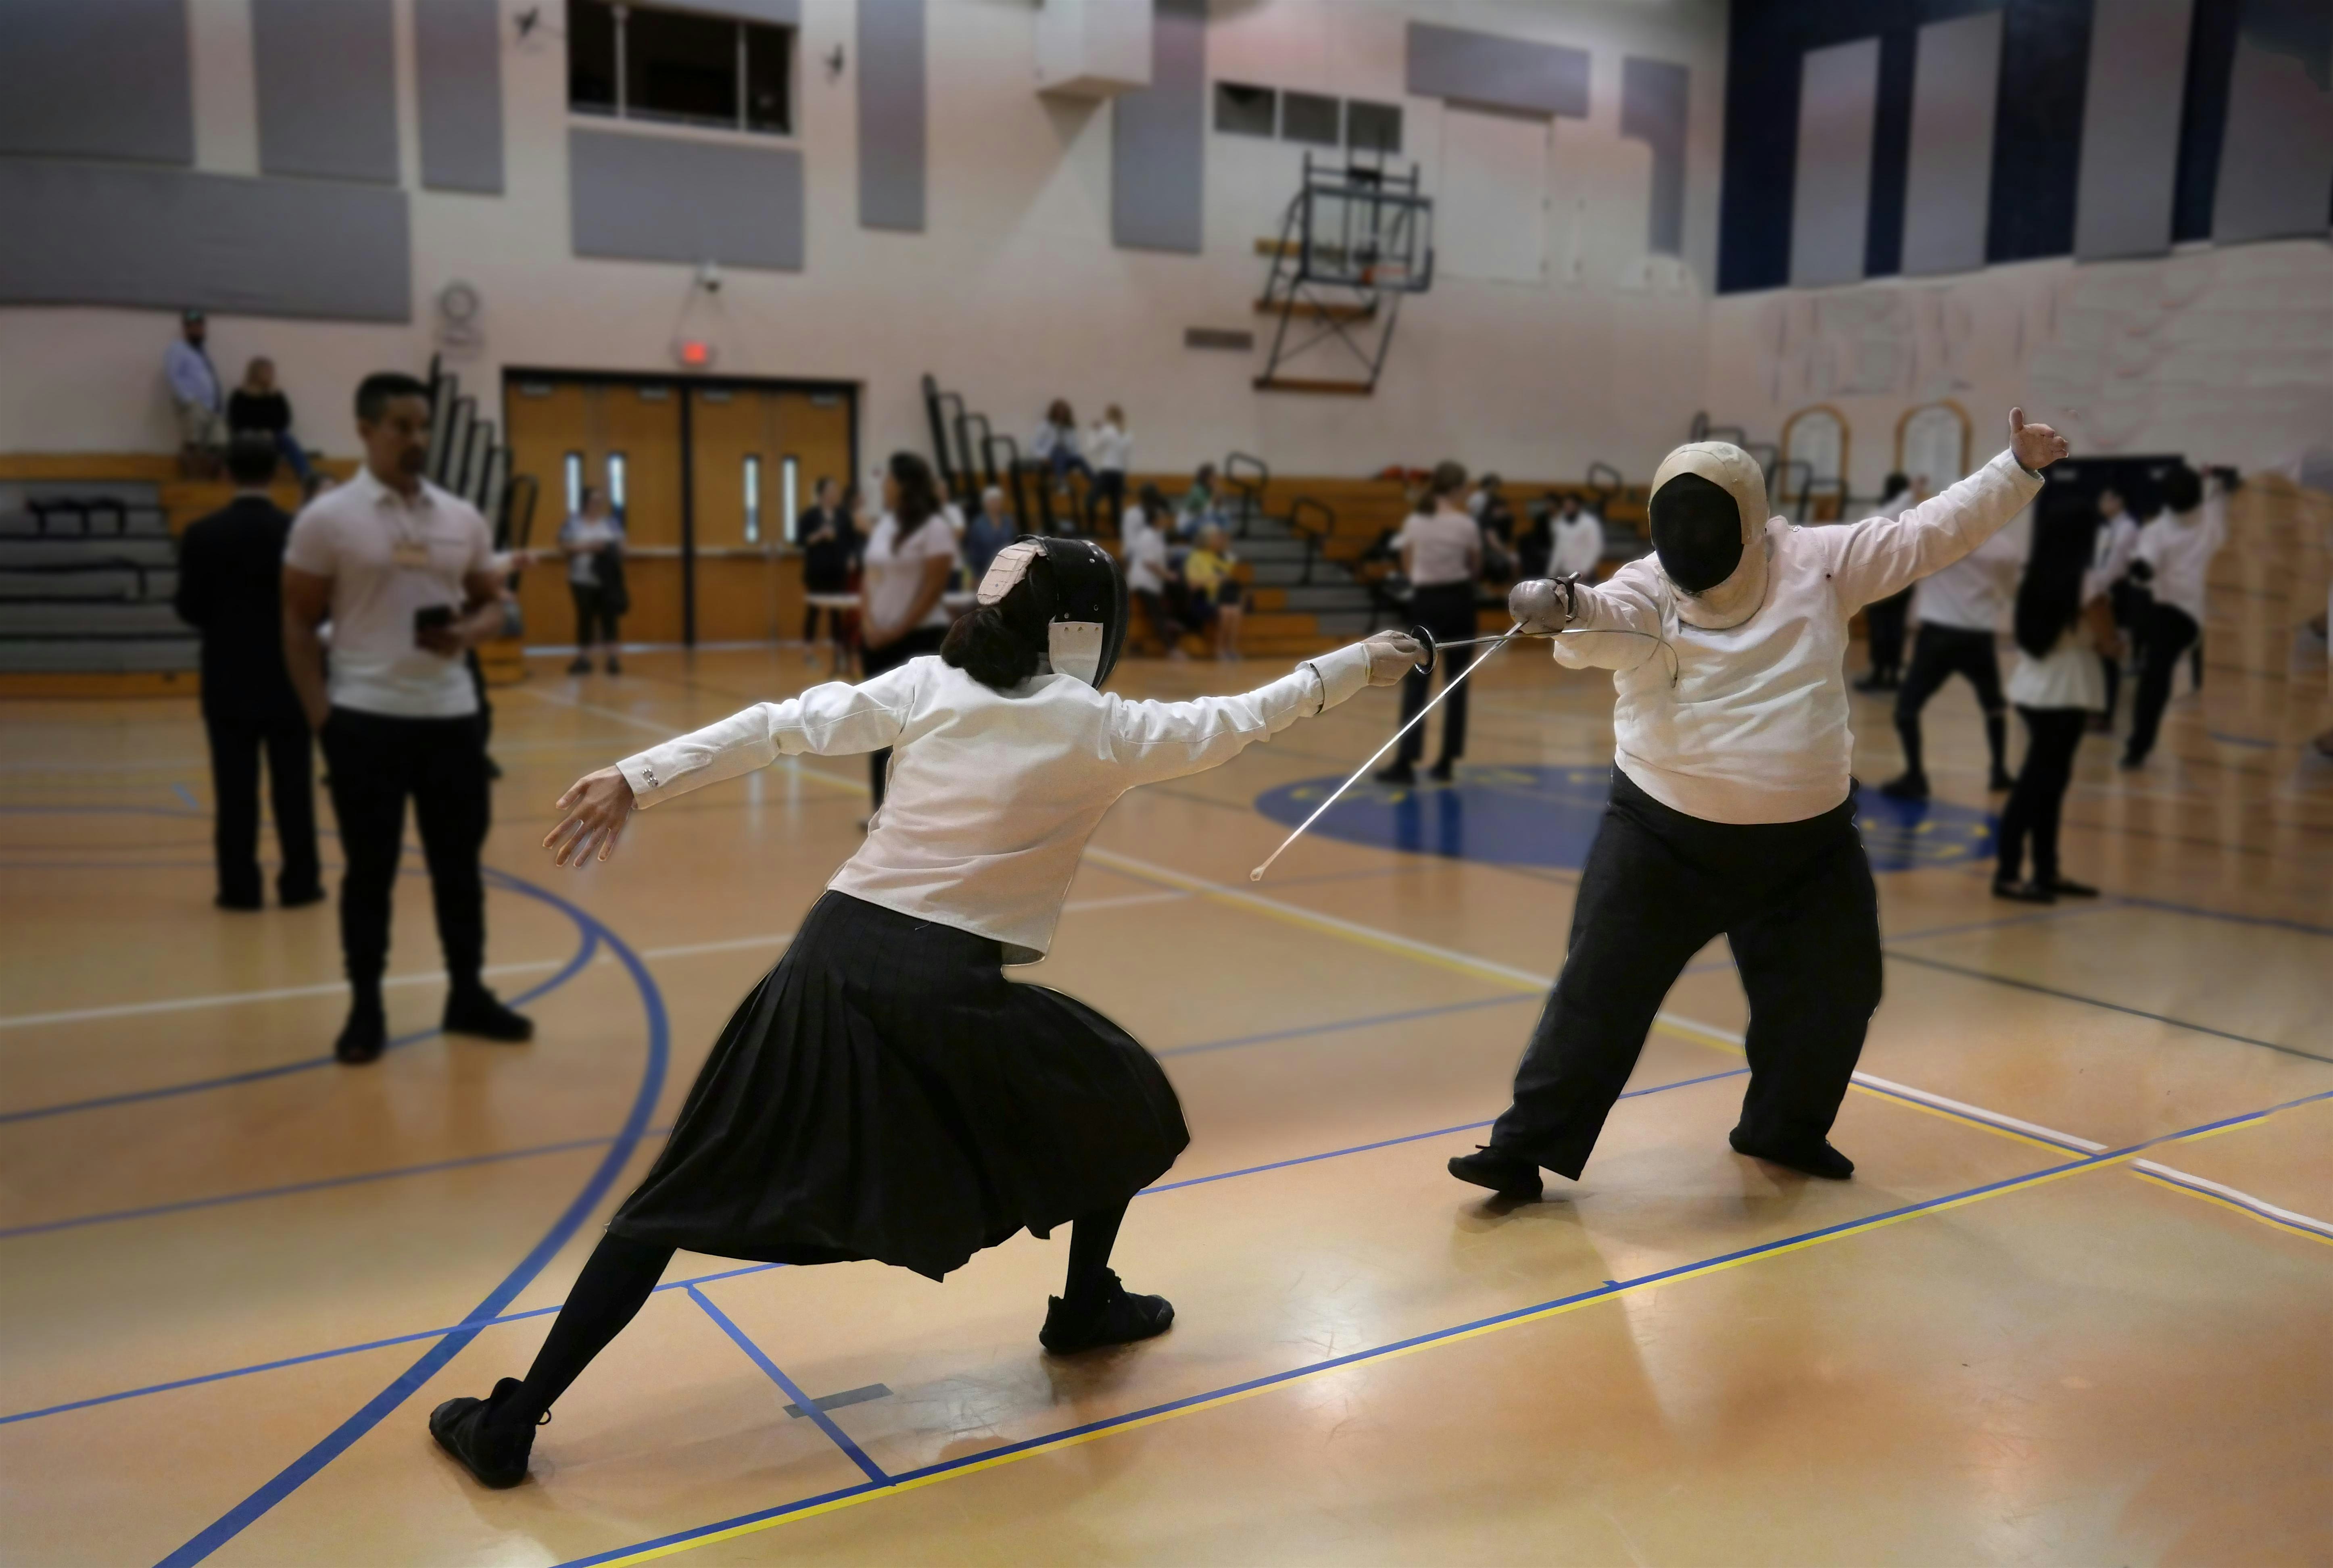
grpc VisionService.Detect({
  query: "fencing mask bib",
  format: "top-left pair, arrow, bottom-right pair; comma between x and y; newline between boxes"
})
975,536 -> 1129,687
1648,441 -> 1772,630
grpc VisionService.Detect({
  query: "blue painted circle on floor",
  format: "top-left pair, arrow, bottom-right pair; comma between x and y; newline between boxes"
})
1252,765 -> 1995,872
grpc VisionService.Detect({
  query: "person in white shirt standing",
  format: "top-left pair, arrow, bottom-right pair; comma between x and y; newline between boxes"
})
1994,502 -> 2119,903
1548,492 -> 1605,584
1448,410 -> 2066,1200
2121,464 -> 2229,769
282,372 -> 534,1064
858,452 -> 962,813
1086,404 -> 1132,532
1880,480 -> 2027,799
557,485 -> 626,676
165,309 -> 224,477
1376,461 -> 1483,786
1119,484 -> 1189,655
423,536 -> 1421,1490
2088,483 -> 2143,732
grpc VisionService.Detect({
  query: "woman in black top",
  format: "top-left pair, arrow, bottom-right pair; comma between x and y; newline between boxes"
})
224,357 -> 313,485
797,477 -> 860,666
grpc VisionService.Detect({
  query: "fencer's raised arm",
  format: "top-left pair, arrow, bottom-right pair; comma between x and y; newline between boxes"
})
1105,639 -> 1391,783
616,663 -> 918,808
1824,409 -> 2064,609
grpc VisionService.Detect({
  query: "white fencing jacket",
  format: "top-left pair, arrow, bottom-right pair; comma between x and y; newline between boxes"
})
2133,486 -> 2227,626
1553,450 -> 2043,824
617,646 -> 1375,962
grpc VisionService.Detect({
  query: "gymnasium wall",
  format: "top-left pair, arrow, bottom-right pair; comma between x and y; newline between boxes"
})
0,0 -> 1729,486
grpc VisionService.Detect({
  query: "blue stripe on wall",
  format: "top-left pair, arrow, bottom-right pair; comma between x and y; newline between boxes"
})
2172,0 -> 2244,242
1985,0 -> 2092,263
1863,26 -> 1920,278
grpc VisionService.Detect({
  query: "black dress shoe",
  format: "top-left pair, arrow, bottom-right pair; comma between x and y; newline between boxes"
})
215,891 -> 263,912
1877,771 -> 1929,801
1373,761 -> 1417,787
278,884 -> 327,909
1728,1128 -> 1854,1180
1447,1146 -> 1543,1199
1427,759 -> 1455,783
1039,1270 -> 1174,1354
1988,768 -> 2017,792
443,987 -> 533,1043
428,1377 -> 537,1489
1992,877 -> 2055,904
2043,876 -> 2099,898
335,1007 -> 387,1065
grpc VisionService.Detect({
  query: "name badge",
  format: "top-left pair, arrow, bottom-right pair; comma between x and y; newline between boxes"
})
391,541 -> 434,569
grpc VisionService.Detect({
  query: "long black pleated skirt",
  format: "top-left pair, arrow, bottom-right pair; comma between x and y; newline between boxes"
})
607,891 -> 1189,1281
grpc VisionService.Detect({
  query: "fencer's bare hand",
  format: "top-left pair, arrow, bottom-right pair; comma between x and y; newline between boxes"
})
1510,578 -> 1571,634
544,767 -> 635,867
1360,630 -> 1423,686
2009,407 -> 2069,473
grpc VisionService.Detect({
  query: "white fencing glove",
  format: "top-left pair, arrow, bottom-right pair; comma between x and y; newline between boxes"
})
1360,630 -> 1425,686
1509,577 -> 1579,634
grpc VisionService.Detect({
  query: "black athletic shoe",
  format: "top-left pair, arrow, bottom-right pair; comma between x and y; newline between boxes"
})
2043,876 -> 2099,898
1446,1146 -> 1543,1199
1987,768 -> 2016,792
1373,761 -> 1417,788
1992,878 -> 2055,904
566,656 -> 591,676
1427,759 -> 1455,783
335,1006 -> 387,1065
484,754 -> 503,781
1728,1128 -> 1854,1180
1039,1270 -> 1174,1355
429,1377 -> 537,1489
443,987 -> 533,1043
604,657 -> 622,676
2117,751 -> 2147,771
278,884 -> 326,909
1852,671 -> 1891,694
1878,771 -> 1929,802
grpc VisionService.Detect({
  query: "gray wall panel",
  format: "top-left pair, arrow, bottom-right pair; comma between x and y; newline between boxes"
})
686,0 -> 801,23
1406,22 -> 1588,120
570,129 -> 804,270
1112,0 -> 1205,254
0,161 -> 409,321
1901,10 -> 2001,276
0,0 -> 193,165
858,0 -> 926,232
417,0 -> 505,194
2213,31 -> 2333,242
1619,58 -> 1689,257
253,0 -> 400,184
2072,0 -> 2193,259
1789,38 -> 1879,288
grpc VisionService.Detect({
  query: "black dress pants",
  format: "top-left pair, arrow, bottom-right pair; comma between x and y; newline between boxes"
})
1395,583 -> 1480,767
571,584 -> 621,650
2124,603 -> 2199,763
1996,707 -> 2086,884
1893,623 -> 2007,776
204,713 -> 320,904
1488,771 -> 1882,1179
320,708 -> 491,1002
859,627 -> 948,809
1863,588 -> 1911,677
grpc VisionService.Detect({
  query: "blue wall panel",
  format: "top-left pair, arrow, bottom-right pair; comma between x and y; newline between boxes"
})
252,0 -> 401,184
1405,23 -> 1590,119
1620,59 -> 1691,257
858,0 -> 926,231
416,0 -> 506,194
1112,0 -> 1206,254
0,0 -> 193,166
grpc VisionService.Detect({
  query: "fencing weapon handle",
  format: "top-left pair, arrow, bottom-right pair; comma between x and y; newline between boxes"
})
1248,624 -> 1525,883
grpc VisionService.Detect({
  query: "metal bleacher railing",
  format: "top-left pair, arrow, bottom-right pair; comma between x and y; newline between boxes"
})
424,357 -> 537,554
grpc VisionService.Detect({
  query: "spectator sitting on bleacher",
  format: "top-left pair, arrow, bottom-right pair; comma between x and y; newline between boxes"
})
1549,493 -> 1605,582
1177,463 -> 1221,540
1181,522 -> 1245,661
226,356 -> 316,488
174,432 -> 323,911
1120,484 -> 1189,659
966,486 -> 1017,580
1030,399 -> 1093,494
166,309 -> 224,478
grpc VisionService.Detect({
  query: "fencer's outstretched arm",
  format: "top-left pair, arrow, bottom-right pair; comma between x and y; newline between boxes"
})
1108,633 -> 1417,784
1511,574 -> 1666,672
1826,409 -> 2064,609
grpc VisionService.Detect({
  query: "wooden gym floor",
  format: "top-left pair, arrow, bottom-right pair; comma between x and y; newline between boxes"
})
3,485 -> 2328,1566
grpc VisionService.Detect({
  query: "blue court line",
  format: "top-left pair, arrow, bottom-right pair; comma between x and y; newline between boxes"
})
1671,902 -> 2105,979
553,1081 -> 2333,1568
0,1126 -> 674,1243
2205,731 -> 2281,749
1881,949 -> 2332,1065
0,925 -> 599,1127
155,869 -> 672,1568
685,1286 -> 891,1486
2102,894 -> 2333,941
0,1062 -> 1740,1432
1156,993 -> 1537,1059
171,781 -> 200,810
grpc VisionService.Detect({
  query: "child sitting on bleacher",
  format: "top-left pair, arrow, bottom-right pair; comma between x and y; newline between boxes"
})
1181,523 -> 1244,660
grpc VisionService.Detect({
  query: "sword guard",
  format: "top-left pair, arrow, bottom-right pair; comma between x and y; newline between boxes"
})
1406,623 -> 1438,676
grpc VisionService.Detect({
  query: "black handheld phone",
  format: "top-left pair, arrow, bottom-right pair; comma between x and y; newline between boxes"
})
414,605 -> 457,641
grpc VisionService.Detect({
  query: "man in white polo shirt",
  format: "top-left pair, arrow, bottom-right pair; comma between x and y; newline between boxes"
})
282,371 -> 533,1064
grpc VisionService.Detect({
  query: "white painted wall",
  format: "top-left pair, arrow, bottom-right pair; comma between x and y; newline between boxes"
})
0,0 -> 1729,488
1698,240 -> 2333,502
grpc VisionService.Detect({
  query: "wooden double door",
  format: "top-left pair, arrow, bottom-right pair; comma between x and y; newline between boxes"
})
503,373 -> 856,649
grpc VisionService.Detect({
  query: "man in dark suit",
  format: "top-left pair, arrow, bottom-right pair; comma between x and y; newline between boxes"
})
175,434 -> 323,909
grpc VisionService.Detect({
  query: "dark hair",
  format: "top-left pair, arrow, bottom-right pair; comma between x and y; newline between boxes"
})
2013,507 -> 2095,660
1047,398 -> 1074,427
355,371 -> 430,423
2158,463 -> 2202,514
1480,473 -> 1502,489
1428,460 -> 1468,500
1883,471 -> 1909,495
941,569 -> 1045,690
225,432 -> 279,488
1137,482 -> 1168,513
579,484 -> 601,507
1195,463 -> 1217,485
888,450 -> 940,530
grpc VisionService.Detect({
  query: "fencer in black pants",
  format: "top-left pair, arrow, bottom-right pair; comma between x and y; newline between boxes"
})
1489,771 -> 1881,1180
1390,581 -> 1479,778
1885,623 -> 2011,797
1995,710 -> 2086,893
1855,587 -> 1912,690
2122,603 -> 2198,767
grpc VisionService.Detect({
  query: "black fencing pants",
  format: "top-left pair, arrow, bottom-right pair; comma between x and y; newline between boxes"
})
1996,707 -> 2087,884
205,712 -> 320,905
1488,771 -> 1883,1179
321,708 -> 492,1009
2124,603 -> 2199,764
1893,623 -> 2007,778
859,627 -> 948,810
1394,583 -> 1480,767
1863,588 -> 1911,678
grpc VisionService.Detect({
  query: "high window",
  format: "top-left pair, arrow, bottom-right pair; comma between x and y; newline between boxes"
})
571,2 -> 795,137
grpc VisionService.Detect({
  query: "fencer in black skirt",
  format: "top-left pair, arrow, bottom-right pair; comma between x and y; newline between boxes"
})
429,534 -> 1421,1488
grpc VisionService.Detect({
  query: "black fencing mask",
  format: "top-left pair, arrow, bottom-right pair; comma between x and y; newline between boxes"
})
1649,472 -> 1744,594
975,537 -> 1130,688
